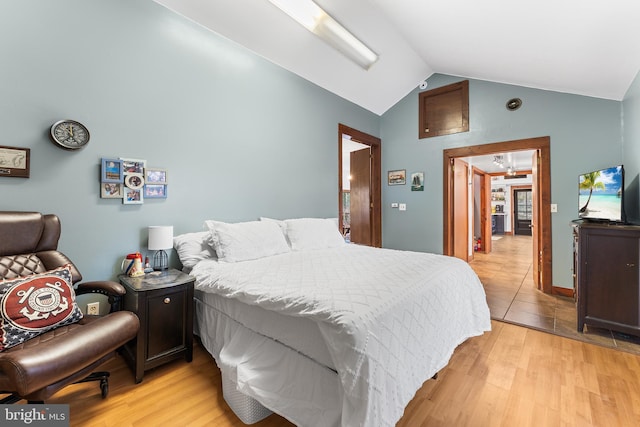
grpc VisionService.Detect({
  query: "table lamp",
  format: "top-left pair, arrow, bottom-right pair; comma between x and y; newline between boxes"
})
148,225 -> 173,271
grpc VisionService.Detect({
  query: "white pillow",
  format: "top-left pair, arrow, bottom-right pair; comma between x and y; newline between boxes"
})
173,231 -> 217,270
204,220 -> 290,262
283,218 -> 345,251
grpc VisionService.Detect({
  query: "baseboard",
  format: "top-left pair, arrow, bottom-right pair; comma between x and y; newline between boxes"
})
552,286 -> 574,298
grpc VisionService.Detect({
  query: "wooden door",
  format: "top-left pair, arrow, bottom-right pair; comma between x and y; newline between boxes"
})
482,173 -> 492,253
453,158 -> 469,260
532,151 -> 541,288
350,148 -> 371,245
338,124 -> 381,248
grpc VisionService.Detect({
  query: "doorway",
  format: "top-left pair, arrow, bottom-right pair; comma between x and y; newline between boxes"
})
338,124 -> 382,247
443,136 -> 552,294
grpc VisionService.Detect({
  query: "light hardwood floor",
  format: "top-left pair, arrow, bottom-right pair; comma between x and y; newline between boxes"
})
470,234 -> 640,355
34,241 -> 640,425
44,320 -> 640,426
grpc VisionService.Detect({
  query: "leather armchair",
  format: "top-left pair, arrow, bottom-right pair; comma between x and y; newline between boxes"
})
0,212 -> 140,403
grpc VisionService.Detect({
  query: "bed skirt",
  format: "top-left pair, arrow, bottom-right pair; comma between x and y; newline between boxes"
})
194,294 -> 342,427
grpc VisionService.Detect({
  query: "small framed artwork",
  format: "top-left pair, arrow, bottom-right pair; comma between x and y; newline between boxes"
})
144,184 -> 167,199
411,172 -> 424,191
0,145 -> 30,178
145,168 -> 167,184
123,187 -> 144,204
101,158 -> 123,183
388,169 -> 406,185
124,173 -> 144,190
121,158 -> 146,175
101,183 -> 124,198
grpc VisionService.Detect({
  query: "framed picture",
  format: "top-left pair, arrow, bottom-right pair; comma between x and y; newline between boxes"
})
101,158 -> 123,183
145,168 -> 167,184
120,158 -> 146,175
388,169 -> 406,185
101,183 -> 124,199
124,173 -> 144,190
411,172 -> 424,191
123,187 -> 144,204
144,184 -> 167,199
0,145 -> 30,178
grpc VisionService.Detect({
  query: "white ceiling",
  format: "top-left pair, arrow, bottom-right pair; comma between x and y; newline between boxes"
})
153,0 -> 640,116
466,151 -> 536,174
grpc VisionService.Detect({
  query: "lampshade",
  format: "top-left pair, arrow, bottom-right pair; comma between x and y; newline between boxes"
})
148,226 -> 173,250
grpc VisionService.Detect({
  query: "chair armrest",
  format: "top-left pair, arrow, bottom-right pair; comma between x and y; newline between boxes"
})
76,280 -> 126,312
76,280 -> 126,297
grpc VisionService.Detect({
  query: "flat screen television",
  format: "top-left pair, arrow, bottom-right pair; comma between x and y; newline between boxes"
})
578,165 -> 625,223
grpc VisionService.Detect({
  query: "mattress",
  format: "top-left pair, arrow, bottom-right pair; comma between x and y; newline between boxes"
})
192,244 -> 491,427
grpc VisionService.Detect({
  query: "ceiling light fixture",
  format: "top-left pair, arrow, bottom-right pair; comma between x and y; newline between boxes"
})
267,0 -> 379,70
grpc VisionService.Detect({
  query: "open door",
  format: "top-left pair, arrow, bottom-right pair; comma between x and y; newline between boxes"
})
350,148 -> 372,245
338,124 -> 382,247
482,173 -> 492,253
473,168 -> 492,254
453,158 -> 469,261
532,151 -> 541,289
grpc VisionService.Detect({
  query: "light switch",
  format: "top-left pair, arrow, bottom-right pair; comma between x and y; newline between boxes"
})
391,203 -> 399,208
550,204 -> 558,213
399,203 -> 407,211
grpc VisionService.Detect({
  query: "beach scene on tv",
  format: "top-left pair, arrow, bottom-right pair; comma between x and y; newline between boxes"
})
578,165 -> 623,221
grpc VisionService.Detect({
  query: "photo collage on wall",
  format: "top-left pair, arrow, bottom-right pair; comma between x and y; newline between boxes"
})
100,158 -> 167,204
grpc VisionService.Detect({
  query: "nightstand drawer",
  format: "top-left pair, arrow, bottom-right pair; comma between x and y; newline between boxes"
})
147,288 -> 186,360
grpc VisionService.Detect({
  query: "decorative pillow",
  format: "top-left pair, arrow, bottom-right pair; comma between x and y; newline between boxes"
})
282,218 -> 346,251
204,220 -> 290,263
0,265 -> 84,352
173,231 -> 217,270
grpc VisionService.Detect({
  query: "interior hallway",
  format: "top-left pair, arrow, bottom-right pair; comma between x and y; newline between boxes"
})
469,234 -> 640,355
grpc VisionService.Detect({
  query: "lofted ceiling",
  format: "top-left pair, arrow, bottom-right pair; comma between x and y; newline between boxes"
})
153,0 -> 640,116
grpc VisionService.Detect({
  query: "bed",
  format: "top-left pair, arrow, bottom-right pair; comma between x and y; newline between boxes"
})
174,218 -> 491,427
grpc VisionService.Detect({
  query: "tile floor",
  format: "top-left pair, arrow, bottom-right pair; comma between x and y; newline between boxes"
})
469,234 -> 640,355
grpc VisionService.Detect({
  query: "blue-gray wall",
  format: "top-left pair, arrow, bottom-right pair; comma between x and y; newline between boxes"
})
623,71 -> 640,224
0,0 -> 378,281
1,1 -> 635,292
380,74 -> 624,289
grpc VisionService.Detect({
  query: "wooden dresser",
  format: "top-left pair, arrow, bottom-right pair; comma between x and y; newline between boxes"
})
573,221 -> 640,337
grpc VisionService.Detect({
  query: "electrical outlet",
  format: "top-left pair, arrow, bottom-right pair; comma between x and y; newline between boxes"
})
87,302 -> 100,316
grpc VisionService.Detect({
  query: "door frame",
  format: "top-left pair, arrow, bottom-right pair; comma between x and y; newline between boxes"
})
338,124 -> 382,247
443,136 -> 552,294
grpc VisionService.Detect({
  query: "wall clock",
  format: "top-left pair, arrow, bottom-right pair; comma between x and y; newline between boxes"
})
50,120 -> 90,150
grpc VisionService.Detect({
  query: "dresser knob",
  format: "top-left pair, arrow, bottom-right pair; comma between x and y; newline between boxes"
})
164,297 -> 171,304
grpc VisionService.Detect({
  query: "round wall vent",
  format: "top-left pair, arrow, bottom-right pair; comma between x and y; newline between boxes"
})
506,98 -> 522,111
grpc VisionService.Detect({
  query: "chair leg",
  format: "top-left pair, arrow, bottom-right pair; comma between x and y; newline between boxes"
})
0,394 -> 22,404
75,371 -> 110,398
0,372 -> 111,404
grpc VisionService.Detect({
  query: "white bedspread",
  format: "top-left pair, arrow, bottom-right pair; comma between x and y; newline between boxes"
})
192,244 -> 491,427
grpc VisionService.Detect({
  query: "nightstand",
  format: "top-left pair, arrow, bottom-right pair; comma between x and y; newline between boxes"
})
119,269 -> 194,383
